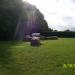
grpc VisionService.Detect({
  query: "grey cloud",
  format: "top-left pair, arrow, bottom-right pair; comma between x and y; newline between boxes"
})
72,0 -> 75,3
70,27 -> 75,31
63,16 -> 73,22
62,16 -> 75,31
56,0 -> 60,2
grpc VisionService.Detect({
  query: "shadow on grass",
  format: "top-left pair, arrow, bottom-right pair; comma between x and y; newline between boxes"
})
0,41 -> 17,64
0,41 -> 23,75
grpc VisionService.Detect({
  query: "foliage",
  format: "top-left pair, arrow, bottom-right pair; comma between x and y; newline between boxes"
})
0,0 -> 23,40
35,8 -> 49,33
41,32 -> 75,37
63,29 -> 72,32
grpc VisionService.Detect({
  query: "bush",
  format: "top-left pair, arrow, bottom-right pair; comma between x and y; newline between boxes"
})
47,36 -> 58,40
40,36 -> 58,40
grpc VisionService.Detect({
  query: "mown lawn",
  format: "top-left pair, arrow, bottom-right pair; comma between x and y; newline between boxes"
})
0,38 -> 75,75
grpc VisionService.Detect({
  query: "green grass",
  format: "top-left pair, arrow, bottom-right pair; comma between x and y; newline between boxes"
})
0,38 -> 75,75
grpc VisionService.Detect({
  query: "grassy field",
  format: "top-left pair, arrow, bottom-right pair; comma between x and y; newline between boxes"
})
0,38 -> 75,75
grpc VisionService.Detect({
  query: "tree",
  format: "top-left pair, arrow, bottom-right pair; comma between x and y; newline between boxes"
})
63,29 -> 71,32
14,2 -> 49,40
35,8 -> 49,33
48,28 -> 53,32
0,0 -> 24,40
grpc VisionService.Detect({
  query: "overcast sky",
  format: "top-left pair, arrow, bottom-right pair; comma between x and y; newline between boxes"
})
23,0 -> 75,31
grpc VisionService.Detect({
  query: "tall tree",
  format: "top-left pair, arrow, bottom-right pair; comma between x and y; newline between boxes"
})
35,8 -> 49,33
0,0 -> 23,40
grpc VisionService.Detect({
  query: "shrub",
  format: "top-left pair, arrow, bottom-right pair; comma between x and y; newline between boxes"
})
40,36 -> 58,40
